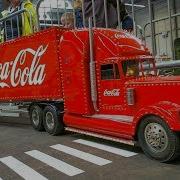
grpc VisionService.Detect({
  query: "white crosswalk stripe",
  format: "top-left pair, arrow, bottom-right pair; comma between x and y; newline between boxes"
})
25,150 -> 84,177
74,139 -> 138,157
50,144 -> 112,166
0,156 -> 47,180
0,177 -> 3,180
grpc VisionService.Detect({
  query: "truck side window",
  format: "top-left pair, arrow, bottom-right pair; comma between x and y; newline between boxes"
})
101,64 -> 120,80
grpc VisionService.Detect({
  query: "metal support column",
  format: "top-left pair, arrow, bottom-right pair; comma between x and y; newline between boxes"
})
91,0 -> 96,27
148,0 -> 156,56
167,0 -> 175,60
89,18 -> 98,112
104,0 -> 108,28
172,0 -> 178,38
116,0 -> 121,29
131,0 -> 136,35
82,0 -> 86,27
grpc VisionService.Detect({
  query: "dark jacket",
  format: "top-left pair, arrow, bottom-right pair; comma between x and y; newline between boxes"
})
122,15 -> 133,31
84,0 -> 117,28
75,8 -> 84,28
109,0 -> 128,21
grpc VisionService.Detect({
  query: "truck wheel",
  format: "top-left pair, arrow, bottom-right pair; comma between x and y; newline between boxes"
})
29,105 -> 44,131
43,106 -> 64,136
138,116 -> 180,162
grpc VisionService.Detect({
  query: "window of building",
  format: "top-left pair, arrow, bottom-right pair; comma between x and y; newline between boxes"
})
101,63 -> 120,80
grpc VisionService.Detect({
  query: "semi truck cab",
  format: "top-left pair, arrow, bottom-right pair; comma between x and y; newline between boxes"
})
59,28 -> 180,162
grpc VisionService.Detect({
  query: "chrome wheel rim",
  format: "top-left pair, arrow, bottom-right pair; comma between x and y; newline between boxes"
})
32,109 -> 39,127
144,123 -> 168,152
46,112 -> 55,130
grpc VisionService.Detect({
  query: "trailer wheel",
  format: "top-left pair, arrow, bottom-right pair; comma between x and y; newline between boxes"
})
138,116 -> 180,162
43,106 -> 64,136
29,105 -> 44,131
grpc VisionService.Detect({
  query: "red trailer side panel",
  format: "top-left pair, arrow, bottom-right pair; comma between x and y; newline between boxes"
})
0,27 -> 65,102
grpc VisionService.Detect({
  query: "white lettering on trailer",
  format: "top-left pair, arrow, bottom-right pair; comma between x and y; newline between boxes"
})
0,45 -> 48,88
104,89 -> 120,96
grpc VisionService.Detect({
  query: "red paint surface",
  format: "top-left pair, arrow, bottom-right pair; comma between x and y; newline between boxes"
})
0,27 -> 65,101
1,27 -> 180,140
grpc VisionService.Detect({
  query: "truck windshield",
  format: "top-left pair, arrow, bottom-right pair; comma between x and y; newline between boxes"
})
122,59 -> 156,78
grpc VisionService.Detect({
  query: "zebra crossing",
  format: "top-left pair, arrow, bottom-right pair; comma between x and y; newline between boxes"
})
0,139 -> 138,180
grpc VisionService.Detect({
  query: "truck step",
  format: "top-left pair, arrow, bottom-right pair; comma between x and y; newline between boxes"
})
65,127 -> 136,146
0,109 -> 28,113
0,105 -> 19,110
0,112 -> 20,117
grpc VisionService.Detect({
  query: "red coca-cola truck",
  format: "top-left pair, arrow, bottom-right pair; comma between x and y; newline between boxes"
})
0,26 -> 180,162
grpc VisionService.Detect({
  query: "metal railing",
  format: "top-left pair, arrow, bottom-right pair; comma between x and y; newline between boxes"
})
35,0 -> 180,62
0,0 -> 144,42
36,0 -> 142,31
36,0 -> 123,29
144,12 -> 180,60
0,8 -> 34,42
145,0 -> 180,60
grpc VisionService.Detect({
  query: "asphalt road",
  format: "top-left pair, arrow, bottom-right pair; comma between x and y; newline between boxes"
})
0,117 -> 180,180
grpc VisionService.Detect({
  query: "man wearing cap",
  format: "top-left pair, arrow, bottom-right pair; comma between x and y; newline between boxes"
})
0,0 -> 38,41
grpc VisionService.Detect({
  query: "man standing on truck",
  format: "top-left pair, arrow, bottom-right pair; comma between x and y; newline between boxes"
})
110,0 -> 134,32
0,0 -> 38,41
84,0 -> 133,32
84,0 -> 117,28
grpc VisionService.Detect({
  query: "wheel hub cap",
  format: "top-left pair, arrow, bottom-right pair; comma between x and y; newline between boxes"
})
46,112 -> 55,130
144,123 -> 168,152
32,109 -> 39,126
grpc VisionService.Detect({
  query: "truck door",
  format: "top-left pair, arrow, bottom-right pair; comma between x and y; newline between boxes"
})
98,63 -> 125,114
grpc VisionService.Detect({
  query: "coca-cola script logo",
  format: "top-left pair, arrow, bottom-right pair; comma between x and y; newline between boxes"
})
104,89 -> 120,96
0,45 -> 48,88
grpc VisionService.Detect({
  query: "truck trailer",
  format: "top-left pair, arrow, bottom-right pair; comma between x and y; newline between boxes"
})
0,26 -> 180,162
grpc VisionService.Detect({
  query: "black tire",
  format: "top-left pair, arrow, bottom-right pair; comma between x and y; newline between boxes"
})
43,105 -> 64,136
29,105 -> 44,131
138,116 -> 180,162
